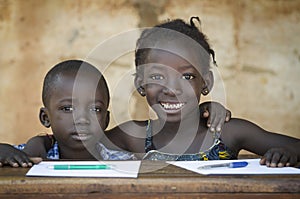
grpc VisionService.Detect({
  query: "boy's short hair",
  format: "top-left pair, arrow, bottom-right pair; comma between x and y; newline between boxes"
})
42,60 -> 110,107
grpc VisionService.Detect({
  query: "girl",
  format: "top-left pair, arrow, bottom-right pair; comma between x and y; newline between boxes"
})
105,17 -> 300,167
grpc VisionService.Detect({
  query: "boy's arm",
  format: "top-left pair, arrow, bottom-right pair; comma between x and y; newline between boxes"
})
0,143 -> 40,167
199,101 -> 231,132
0,135 -> 51,167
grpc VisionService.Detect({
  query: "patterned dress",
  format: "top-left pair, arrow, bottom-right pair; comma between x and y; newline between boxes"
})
143,120 -> 237,161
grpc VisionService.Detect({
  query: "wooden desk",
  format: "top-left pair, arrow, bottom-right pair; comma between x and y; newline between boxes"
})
0,161 -> 299,199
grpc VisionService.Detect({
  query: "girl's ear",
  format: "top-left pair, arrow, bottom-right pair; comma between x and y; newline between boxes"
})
134,73 -> 146,97
39,107 -> 51,128
201,71 -> 214,96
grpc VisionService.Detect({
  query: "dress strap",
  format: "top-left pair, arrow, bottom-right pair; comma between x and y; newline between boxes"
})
145,120 -> 156,152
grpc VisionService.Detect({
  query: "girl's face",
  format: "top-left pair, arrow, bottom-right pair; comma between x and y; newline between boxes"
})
43,71 -> 109,151
139,49 -> 205,122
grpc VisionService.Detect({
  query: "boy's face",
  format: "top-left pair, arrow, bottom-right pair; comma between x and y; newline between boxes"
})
139,49 -> 205,122
43,71 -> 109,151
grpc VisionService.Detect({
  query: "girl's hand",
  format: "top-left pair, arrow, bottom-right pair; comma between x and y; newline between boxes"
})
260,147 -> 298,167
199,101 -> 231,133
0,143 -> 36,167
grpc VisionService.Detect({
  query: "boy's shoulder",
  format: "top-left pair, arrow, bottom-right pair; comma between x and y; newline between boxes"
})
23,134 -> 53,158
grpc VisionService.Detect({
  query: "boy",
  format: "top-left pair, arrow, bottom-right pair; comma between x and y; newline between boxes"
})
0,60 -> 135,167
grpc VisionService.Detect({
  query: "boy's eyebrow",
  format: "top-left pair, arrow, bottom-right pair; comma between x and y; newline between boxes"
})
57,98 -> 106,105
94,99 -> 107,106
58,98 -> 74,103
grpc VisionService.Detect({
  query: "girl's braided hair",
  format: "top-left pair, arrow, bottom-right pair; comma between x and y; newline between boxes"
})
135,17 -> 217,73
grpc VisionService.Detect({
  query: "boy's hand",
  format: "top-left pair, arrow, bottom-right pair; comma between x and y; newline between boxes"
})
199,101 -> 231,133
0,143 -> 37,167
260,147 -> 298,167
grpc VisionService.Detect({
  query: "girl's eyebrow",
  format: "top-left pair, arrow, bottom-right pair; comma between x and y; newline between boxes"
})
148,65 -> 165,70
149,64 -> 194,70
178,65 -> 195,70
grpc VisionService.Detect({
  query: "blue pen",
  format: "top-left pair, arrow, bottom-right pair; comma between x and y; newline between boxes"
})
197,161 -> 248,169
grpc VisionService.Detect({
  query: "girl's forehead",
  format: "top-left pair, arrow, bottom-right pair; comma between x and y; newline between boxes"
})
142,39 -> 209,72
144,49 -> 201,73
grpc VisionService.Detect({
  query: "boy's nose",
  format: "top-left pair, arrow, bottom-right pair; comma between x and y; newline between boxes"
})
74,110 -> 90,125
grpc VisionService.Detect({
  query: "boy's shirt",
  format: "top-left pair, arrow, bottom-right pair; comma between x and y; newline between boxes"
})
15,141 -> 136,160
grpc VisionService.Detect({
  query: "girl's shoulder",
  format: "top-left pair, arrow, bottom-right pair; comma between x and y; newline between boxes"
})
222,118 -> 262,133
220,118 -> 265,151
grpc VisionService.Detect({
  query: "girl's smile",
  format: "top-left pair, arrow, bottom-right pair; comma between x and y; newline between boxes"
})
160,101 -> 186,111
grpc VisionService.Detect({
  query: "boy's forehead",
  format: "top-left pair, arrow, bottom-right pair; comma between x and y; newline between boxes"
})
51,71 -> 109,101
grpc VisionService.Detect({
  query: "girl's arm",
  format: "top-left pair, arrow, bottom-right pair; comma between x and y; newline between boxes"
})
223,118 -> 300,167
199,101 -> 231,132
259,141 -> 300,167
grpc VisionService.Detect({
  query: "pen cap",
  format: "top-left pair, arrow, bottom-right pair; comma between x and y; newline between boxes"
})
229,161 -> 248,168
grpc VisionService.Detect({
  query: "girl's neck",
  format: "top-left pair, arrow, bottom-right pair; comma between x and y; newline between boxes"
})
154,110 -> 201,134
151,112 -> 207,153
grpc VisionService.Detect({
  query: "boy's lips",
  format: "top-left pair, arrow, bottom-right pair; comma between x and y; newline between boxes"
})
159,101 -> 186,111
71,132 -> 92,141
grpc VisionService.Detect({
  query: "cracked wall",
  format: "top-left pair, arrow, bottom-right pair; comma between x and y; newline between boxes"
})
0,0 -> 299,144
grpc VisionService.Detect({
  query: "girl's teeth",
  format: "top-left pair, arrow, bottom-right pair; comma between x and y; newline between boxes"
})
161,102 -> 185,110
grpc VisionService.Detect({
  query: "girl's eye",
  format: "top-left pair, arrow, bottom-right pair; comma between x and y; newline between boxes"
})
150,74 -> 164,80
61,106 -> 74,112
182,73 -> 195,80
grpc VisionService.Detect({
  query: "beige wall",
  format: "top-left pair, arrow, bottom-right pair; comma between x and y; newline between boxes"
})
0,0 -> 299,145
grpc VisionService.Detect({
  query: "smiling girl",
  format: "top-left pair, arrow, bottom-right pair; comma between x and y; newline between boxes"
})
106,17 -> 300,167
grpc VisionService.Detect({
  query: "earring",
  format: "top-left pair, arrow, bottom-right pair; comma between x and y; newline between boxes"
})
202,87 -> 209,95
138,87 -> 146,96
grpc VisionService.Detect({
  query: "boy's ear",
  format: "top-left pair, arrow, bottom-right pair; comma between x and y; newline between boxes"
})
39,107 -> 51,128
104,110 -> 110,130
201,71 -> 214,96
134,73 -> 146,97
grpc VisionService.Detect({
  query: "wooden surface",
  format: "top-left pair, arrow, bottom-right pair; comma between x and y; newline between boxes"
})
0,160 -> 300,199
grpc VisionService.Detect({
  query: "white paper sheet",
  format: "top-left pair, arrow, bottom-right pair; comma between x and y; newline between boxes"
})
167,159 -> 300,175
26,161 -> 141,178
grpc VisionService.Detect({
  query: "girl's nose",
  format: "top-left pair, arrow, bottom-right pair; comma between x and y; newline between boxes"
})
162,79 -> 182,96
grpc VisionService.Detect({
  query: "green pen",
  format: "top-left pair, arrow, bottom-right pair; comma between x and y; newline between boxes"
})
48,164 -> 114,170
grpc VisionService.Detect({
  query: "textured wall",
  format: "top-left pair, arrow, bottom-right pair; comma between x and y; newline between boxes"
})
0,0 -> 299,145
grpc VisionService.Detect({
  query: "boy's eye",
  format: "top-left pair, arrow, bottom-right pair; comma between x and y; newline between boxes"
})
182,73 -> 195,80
150,74 -> 164,80
90,106 -> 102,113
61,106 -> 74,112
